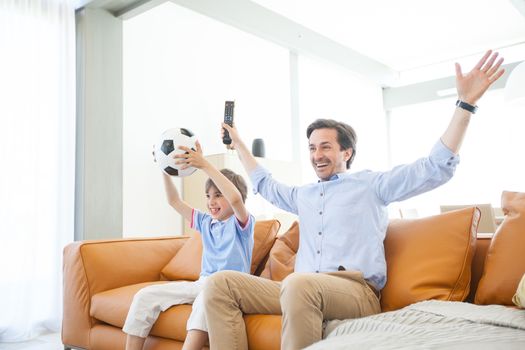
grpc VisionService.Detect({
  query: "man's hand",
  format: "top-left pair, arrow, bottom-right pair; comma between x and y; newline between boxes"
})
174,140 -> 210,170
222,123 -> 240,150
456,50 -> 505,105
220,122 -> 259,173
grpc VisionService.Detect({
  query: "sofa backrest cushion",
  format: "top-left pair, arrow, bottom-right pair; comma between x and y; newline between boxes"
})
475,191 -> 525,305
260,221 -> 299,281
161,219 -> 280,281
381,207 -> 479,312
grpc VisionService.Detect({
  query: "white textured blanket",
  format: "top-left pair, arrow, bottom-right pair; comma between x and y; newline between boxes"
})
306,300 -> 525,350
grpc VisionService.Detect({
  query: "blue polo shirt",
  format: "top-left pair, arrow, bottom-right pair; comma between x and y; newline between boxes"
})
249,140 -> 459,290
191,210 -> 255,277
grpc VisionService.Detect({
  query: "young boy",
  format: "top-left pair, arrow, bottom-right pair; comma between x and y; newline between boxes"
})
123,140 -> 255,350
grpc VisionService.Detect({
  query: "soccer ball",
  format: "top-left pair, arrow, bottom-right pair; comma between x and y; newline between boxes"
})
154,128 -> 198,177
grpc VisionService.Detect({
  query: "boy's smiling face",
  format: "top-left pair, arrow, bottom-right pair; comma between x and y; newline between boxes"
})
206,186 -> 234,221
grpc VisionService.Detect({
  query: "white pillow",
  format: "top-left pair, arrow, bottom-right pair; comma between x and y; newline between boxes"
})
512,273 -> 525,308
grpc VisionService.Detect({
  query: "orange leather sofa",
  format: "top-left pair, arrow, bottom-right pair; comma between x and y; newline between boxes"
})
62,198 -> 525,350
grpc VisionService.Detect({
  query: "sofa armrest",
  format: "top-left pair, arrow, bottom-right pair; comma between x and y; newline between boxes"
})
62,236 -> 188,349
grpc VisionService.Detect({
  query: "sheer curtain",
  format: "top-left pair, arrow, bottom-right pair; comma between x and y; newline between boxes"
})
0,0 -> 75,342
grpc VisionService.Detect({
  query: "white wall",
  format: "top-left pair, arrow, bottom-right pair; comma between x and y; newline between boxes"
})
123,3 -> 291,236
297,55 -> 387,185
122,2 -> 386,237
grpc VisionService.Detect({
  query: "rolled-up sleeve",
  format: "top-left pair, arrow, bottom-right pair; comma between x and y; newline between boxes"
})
250,165 -> 299,214
375,139 -> 460,205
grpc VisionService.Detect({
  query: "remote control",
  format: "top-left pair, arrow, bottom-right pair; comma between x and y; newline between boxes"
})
223,100 -> 235,145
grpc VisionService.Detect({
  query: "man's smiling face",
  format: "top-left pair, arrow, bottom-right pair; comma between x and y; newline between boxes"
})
308,128 -> 352,181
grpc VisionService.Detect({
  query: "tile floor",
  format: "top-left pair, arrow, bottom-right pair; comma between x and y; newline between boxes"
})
0,333 -> 62,350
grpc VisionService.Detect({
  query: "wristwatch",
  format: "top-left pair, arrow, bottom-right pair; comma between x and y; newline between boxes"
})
456,100 -> 478,114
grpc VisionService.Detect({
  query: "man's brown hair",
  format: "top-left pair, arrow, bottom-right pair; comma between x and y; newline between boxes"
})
306,118 -> 357,169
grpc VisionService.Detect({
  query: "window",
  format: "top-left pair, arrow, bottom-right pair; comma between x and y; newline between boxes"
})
389,89 -> 525,215
123,2 -> 291,235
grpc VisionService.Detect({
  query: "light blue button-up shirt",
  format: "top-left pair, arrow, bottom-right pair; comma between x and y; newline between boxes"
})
250,140 -> 459,289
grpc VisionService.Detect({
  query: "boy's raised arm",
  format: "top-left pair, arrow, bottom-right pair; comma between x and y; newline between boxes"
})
162,173 -> 193,222
177,141 -> 250,225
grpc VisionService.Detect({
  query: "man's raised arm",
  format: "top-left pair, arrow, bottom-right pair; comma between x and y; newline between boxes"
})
441,50 -> 505,154
222,123 -> 259,174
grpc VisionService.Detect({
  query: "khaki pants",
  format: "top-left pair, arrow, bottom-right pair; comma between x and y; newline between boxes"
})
203,270 -> 380,350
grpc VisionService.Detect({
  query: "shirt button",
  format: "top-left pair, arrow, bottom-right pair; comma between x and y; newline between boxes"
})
316,270 -> 319,273
320,193 -> 324,196
317,250 -> 320,254
318,231 -> 322,235
319,211 -> 322,215
446,162 -> 452,166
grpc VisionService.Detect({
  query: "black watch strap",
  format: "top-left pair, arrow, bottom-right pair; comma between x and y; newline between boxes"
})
456,99 -> 478,114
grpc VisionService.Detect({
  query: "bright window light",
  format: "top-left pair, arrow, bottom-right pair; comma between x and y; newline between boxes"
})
389,89 -> 525,215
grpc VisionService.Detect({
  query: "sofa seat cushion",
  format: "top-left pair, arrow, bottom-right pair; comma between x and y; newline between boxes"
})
245,314 -> 281,350
91,281 -> 283,348
91,281 -> 192,342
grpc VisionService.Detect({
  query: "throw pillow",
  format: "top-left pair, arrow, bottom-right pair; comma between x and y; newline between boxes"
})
161,219 -> 280,280
475,191 -> 525,305
250,219 -> 281,275
260,221 -> 299,281
381,207 -> 479,312
513,273 -> 525,308
161,234 -> 202,281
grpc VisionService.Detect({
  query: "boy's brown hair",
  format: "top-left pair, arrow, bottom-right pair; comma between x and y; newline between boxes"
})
205,168 -> 248,203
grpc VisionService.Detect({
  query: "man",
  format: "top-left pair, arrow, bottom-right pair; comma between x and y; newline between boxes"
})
203,50 -> 505,350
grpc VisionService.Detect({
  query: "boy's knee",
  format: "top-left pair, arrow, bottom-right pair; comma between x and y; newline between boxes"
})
132,285 -> 157,304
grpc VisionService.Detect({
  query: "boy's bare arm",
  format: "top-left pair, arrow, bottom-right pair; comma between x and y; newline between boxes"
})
162,173 -> 193,222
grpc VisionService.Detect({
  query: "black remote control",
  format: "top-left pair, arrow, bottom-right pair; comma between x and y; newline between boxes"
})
223,100 -> 234,145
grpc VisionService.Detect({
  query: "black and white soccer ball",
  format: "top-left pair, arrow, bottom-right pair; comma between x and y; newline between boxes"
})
154,128 -> 198,177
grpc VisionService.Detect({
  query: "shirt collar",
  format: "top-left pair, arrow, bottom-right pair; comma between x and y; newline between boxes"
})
211,217 -> 230,225
318,173 -> 341,183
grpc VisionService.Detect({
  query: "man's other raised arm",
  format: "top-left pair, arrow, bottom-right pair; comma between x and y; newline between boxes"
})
441,50 -> 505,154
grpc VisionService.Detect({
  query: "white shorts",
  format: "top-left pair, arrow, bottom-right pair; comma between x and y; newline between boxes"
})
123,277 -> 208,338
